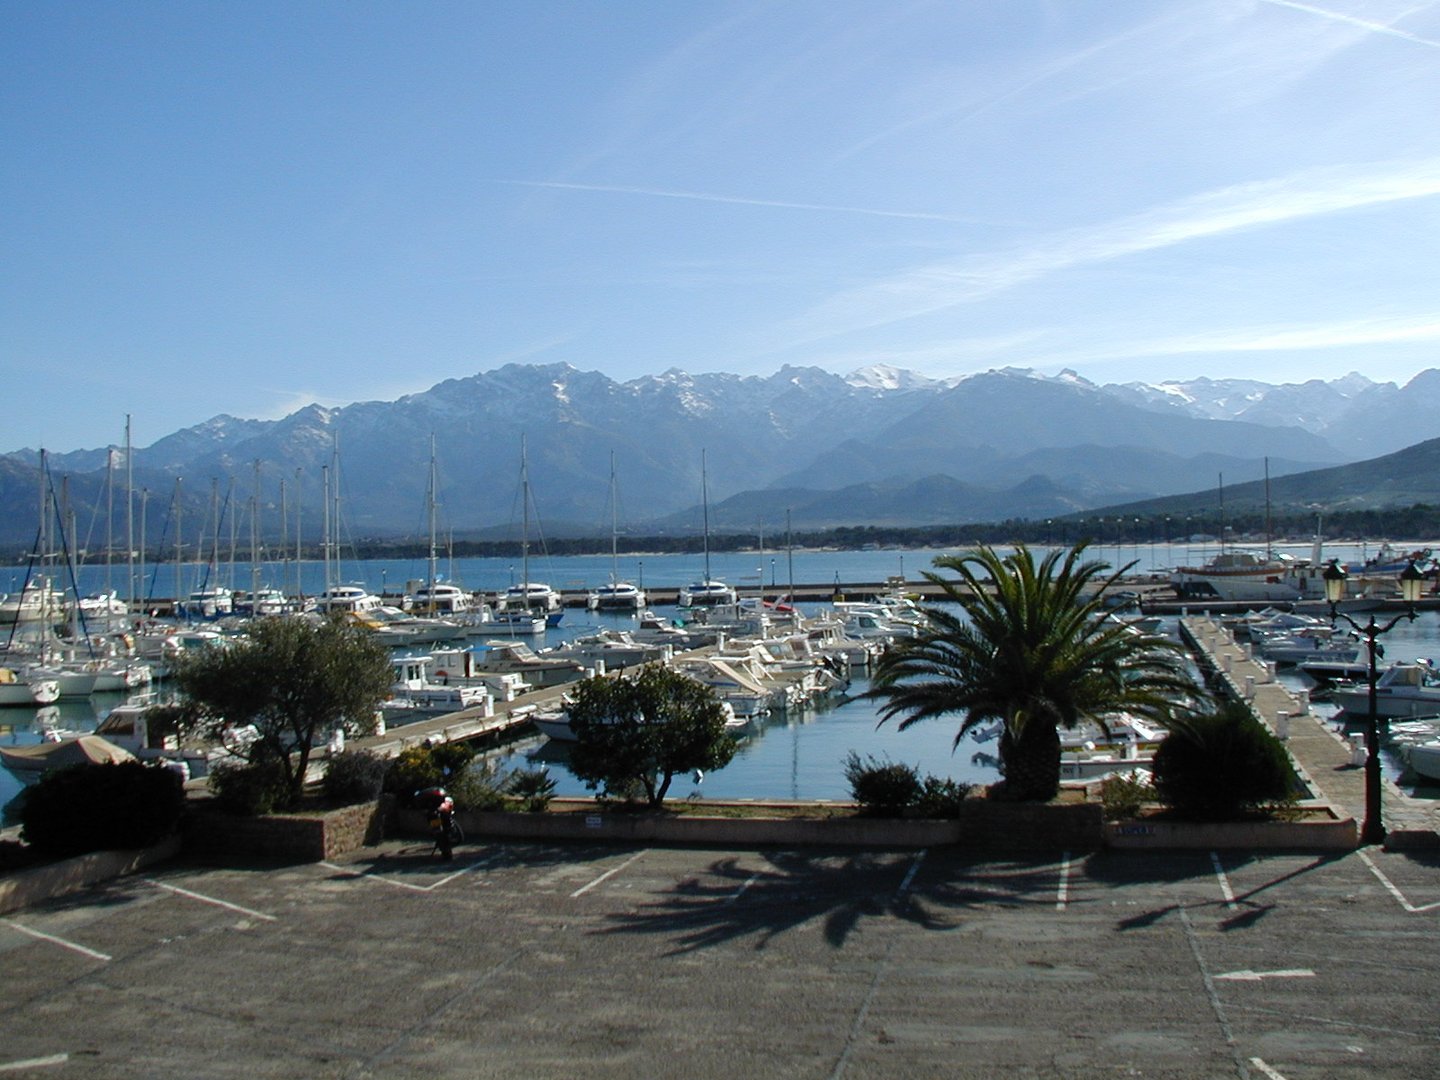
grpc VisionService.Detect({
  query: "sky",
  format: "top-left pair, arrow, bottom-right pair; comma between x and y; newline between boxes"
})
4,0 -> 1440,452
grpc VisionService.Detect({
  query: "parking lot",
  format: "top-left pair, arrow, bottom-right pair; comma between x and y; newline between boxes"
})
2,841 -> 1439,1079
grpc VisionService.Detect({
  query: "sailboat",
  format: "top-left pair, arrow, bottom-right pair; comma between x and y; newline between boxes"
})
494,436 -> 560,633
588,452 -> 647,612
679,450 -> 736,608
1167,468 -> 1300,603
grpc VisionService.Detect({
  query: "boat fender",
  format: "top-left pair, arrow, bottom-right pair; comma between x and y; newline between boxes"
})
435,670 -> 447,679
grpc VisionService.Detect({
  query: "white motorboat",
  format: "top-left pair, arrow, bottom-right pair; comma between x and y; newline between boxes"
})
179,586 -> 234,619
0,580 -> 65,626
470,640 -> 587,688
314,584 -> 382,614
1331,660 -> 1440,719
387,655 -> 492,717
406,582 -> 479,616
488,609 -> 548,636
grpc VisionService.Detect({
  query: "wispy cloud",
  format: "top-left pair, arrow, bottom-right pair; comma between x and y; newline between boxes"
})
777,158 -> 1440,343
1258,0 -> 1440,50
499,179 -> 995,224
993,314 -> 1440,377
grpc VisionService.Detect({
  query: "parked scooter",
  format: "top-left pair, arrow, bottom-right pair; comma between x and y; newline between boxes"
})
416,786 -> 462,860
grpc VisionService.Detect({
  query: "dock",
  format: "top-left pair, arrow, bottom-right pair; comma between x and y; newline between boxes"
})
1180,615 -> 1440,848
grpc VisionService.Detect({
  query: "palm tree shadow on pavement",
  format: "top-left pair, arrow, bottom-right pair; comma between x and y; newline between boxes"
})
595,851 -> 1075,955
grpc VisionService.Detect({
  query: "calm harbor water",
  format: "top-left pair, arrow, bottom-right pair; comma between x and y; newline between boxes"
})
3,542 -> 1437,818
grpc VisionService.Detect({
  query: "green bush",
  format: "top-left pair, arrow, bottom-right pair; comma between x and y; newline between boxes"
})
913,775 -> 971,819
20,762 -> 185,856
323,749 -> 389,805
843,752 -> 923,816
505,767 -> 558,812
209,758 -> 290,816
447,757 -> 508,811
383,743 -> 477,806
1098,770 -> 1157,821
1152,705 -> 1299,820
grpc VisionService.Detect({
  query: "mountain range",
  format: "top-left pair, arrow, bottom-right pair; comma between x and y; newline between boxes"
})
5,363 -> 1440,550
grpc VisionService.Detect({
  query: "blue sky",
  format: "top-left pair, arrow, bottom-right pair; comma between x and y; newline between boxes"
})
5,0 -> 1440,451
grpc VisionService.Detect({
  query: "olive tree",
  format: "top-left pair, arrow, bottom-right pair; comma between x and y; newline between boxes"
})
170,615 -> 394,810
567,664 -> 737,807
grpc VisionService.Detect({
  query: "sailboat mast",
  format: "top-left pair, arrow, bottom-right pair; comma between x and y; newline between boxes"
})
173,477 -> 183,613
520,434 -> 530,600
609,450 -> 619,586
701,449 -> 711,583
786,507 -> 794,602
322,464 -> 332,594
1263,457 -> 1272,555
251,460 -> 262,604
125,416 -> 135,617
427,435 -> 439,600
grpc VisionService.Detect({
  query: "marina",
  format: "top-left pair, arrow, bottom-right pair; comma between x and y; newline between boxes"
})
7,542 -> 1440,822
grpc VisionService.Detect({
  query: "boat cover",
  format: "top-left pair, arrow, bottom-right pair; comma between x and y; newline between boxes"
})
0,735 -> 138,771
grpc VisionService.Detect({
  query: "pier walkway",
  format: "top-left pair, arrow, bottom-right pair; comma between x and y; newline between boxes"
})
1181,615 -> 1440,848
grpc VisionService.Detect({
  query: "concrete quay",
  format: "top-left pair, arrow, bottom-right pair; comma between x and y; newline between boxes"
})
1180,616 -> 1440,849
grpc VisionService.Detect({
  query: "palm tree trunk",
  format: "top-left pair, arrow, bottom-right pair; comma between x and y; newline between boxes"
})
998,719 -> 1062,801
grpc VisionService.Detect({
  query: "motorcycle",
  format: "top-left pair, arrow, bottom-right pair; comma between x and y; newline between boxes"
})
416,786 -> 463,860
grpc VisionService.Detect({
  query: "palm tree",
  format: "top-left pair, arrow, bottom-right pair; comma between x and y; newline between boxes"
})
867,543 -> 1201,801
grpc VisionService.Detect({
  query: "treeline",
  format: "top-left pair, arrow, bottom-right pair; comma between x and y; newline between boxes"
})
344,504 -> 1440,561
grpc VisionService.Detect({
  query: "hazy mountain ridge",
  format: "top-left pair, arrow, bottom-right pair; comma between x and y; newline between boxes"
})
2,363 -> 1437,547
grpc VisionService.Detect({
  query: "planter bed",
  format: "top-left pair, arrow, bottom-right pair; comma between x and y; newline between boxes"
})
392,797 -> 1107,852
1106,804 -> 1357,851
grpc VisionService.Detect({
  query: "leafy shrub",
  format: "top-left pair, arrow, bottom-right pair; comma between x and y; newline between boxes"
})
843,752 -> 923,816
323,748 -> 389,805
505,767 -> 558,812
1098,770 -> 1157,821
209,758 -> 290,816
384,743 -> 477,806
913,775 -> 971,819
1152,705 -> 1299,820
21,762 -> 185,855
447,757 -> 508,811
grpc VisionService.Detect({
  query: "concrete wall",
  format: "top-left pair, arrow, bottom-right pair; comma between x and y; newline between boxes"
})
0,836 -> 181,916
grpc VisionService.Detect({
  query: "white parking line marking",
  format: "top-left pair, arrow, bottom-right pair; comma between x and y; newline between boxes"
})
895,849 -> 926,899
1214,969 -> 1315,982
1249,1057 -> 1289,1079
1210,851 -> 1236,909
571,850 -> 647,898
724,872 -> 760,905
0,1054 -> 68,1072
145,879 -> 277,921
318,857 -> 491,893
1056,851 -> 1071,910
0,918 -> 111,962
1357,850 -> 1440,913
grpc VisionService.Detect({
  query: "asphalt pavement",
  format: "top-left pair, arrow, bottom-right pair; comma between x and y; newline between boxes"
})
2,839 -> 1439,1078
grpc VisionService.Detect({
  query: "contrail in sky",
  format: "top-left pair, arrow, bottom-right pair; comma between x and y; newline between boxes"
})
500,180 -> 994,224
1259,0 -> 1440,49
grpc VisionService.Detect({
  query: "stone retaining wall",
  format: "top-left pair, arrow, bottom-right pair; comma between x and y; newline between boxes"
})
183,797 -> 392,862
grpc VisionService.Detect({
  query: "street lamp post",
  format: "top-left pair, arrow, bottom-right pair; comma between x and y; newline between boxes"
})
1323,559 -> 1425,846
